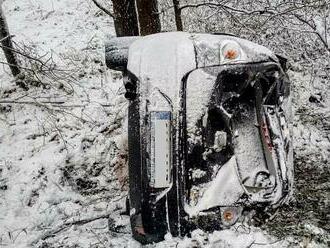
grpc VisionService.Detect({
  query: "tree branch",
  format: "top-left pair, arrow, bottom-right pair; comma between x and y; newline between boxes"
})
0,34 -> 14,42
91,0 -> 115,18
293,13 -> 329,51
178,2 -> 275,15
0,99 -> 113,108
31,213 -> 112,244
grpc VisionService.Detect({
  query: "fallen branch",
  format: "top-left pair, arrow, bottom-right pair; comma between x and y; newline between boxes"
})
90,228 -> 107,248
31,213 -> 111,245
0,99 -> 113,108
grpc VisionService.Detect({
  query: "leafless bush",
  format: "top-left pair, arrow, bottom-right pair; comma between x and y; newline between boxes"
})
1,41 -> 80,93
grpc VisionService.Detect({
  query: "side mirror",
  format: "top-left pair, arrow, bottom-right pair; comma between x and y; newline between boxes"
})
105,36 -> 140,71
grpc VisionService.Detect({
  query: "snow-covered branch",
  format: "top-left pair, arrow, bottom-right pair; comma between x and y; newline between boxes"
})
91,0 -> 115,18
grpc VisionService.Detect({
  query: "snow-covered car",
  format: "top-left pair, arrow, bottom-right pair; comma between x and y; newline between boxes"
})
105,32 -> 293,244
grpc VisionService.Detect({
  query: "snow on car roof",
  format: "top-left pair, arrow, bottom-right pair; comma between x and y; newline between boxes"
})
127,32 -> 196,109
127,32 -> 278,116
128,32 -> 278,78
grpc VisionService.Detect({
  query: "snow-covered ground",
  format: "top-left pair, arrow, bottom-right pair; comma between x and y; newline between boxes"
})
0,0 -> 329,247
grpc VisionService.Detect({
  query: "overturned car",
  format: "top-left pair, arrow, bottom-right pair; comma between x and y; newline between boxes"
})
105,32 -> 293,244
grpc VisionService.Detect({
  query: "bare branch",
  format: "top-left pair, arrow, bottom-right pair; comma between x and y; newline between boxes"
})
0,99 -> 113,108
179,1 -> 275,15
293,13 -> 329,51
31,213 -> 112,244
91,0 -> 115,18
0,34 -> 14,42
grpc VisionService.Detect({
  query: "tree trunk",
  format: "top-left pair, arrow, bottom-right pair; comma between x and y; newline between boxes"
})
112,0 -> 139,37
0,4 -> 20,77
136,0 -> 161,35
173,0 -> 183,31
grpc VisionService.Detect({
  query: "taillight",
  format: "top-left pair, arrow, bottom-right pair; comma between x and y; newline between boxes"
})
221,207 -> 240,226
262,119 -> 273,152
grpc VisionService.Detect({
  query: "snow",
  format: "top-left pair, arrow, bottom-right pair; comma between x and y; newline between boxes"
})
184,156 -> 244,216
213,131 -> 227,152
127,32 -> 196,116
0,0 -> 329,247
155,227 -> 293,248
186,68 -> 216,139
232,103 -> 269,189
0,0 -> 129,247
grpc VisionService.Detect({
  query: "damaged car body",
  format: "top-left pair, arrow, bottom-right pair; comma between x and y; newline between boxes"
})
105,32 -> 293,244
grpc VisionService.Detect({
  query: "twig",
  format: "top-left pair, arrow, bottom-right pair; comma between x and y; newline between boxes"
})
293,13 -> 330,52
90,228 -> 107,248
91,0 -> 115,18
31,213 -> 112,245
52,120 -> 68,152
0,34 -> 14,42
250,239 -> 282,247
0,61 -> 35,72
179,2 -> 275,15
0,44 -> 50,67
0,99 -> 113,108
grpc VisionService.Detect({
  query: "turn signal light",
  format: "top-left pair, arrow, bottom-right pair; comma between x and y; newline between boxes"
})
221,41 -> 242,61
223,209 -> 234,221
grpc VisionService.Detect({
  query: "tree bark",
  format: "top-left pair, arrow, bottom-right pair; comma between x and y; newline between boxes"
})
0,4 -> 20,77
136,0 -> 161,35
112,0 -> 139,37
173,0 -> 183,31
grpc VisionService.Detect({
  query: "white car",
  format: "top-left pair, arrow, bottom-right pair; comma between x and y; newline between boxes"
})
105,32 -> 294,244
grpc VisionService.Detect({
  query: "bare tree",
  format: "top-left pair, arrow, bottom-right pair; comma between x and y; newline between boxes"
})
173,0 -> 183,31
0,3 -> 20,77
136,0 -> 161,35
92,0 -> 162,36
92,0 -> 139,36
111,0 -> 139,36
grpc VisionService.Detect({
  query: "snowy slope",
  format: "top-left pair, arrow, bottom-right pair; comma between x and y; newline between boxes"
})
0,0 -> 329,247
